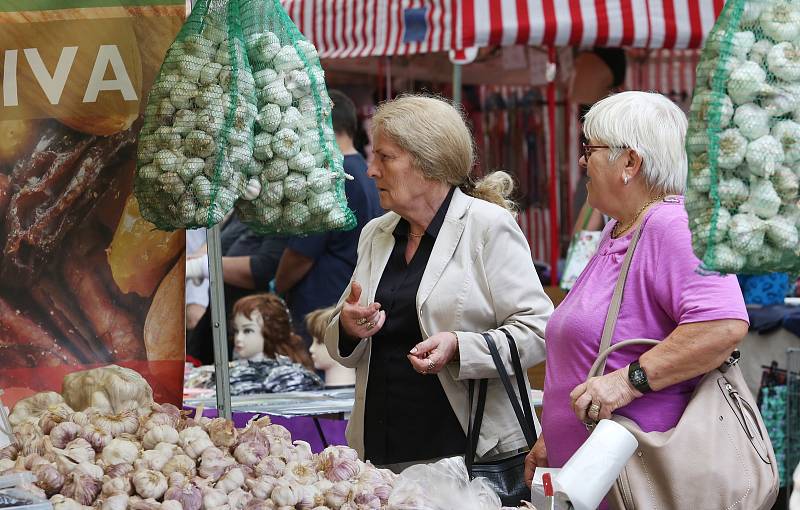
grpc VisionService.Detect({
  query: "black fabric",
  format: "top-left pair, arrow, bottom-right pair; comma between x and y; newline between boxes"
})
592,47 -> 627,88
187,216 -> 289,365
748,305 -> 800,337
362,187 -> 465,465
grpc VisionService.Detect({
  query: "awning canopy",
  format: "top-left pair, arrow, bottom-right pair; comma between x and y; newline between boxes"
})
281,0 -> 727,59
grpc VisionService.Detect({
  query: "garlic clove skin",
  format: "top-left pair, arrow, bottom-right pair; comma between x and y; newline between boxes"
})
101,438 -> 139,466
161,501 -> 183,510
101,475 -> 133,497
32,462 -> 65,496
215,467 -> 245,494
90,410 -> 140,438
227,488 -> 253,510
61,471 -> 102,506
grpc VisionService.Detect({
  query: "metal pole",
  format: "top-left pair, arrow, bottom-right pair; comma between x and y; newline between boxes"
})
452,63 -> 462,106
207,223 -> 231,419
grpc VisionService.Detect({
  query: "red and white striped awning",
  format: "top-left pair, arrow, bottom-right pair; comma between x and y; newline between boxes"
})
282,0 -> 727,59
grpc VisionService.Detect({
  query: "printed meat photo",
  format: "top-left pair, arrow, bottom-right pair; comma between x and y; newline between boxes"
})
0,3 -> 186,406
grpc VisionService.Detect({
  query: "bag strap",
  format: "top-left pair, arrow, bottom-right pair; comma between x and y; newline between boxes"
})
595,222 -> 645,375
466,332 -> 538,474
502,329 -> 536,443
466,378 -> 488,475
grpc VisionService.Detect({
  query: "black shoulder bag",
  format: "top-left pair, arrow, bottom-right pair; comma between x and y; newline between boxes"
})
466,330 -> 537,507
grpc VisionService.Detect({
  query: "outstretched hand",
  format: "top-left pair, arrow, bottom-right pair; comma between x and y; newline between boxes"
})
339,281 -> 386,339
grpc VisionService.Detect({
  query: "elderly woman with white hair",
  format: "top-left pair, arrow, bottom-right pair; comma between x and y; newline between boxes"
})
524,92 -> 749,494
324,95 -> 553,471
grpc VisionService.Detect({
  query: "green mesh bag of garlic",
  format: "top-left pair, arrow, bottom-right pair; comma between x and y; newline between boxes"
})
687,0 -> 800,274
135,0 -> 258,230
233,0 -> 356,234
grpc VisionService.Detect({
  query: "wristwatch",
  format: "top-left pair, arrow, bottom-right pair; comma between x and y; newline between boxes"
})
628,360 -> 652,393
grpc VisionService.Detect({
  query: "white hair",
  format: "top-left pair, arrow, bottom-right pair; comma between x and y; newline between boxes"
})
583,91 -> 688,195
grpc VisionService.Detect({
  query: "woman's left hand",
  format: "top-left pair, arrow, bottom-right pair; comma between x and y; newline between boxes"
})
407,332 -> 458,375
570,367 -> 642,423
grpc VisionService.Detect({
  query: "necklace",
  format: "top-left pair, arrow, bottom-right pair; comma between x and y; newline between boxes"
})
408,231 -> 424,238
611,195 -> 665,238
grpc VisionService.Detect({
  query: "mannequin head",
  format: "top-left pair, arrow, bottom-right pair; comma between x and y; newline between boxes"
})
305,306 -> 356,386
231,294 -> 313,368
232,310 -> 265,360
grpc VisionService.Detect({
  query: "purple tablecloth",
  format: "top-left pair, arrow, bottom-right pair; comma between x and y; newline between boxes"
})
184,406 -> 348,453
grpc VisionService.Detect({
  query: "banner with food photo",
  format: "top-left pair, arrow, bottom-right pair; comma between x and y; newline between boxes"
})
0,0 -> 187,408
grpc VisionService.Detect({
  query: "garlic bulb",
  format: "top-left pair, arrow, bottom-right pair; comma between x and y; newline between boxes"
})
215,467 -> 245,494
766,216 -> 799,250
0,444 -> 18,460
62,365 -> 154,415
270,482 -> 300,507
61,471 -> 102,505
51,421 -> 83,448
747,243 -> 784,269
74,461 -> 103,481
135,448 -> 173,472
163,454 -> 197,478
718,177 -> 749,208
81,425 -> 112,452
323,456 -> 361,482
227,488 -> 253,510
733,103 -> 770,141
143,425 -> 179,450
198,447 -> 235,481
101,438 -> 139,465
39,407 -> 73,435
206,418 -> 237,449
161,501 -> 182,510
254,456 -> 286,478
130,497 -> 163,510
244,477 -> 276,500
728,61 -> 769,105
729,213 -> 766,255
61,438 -> 96,464
772,120 -> 800,166
91,410 -> 140,437
202,486 -> 228,508
178,427 -> 213,459
51,495 -> 92,510
100,494 -> 129,510
324,481 -> 352,508
746,135 -> 784,178
164,482 -> 202,510
101,475 -> 132,497
740,179 -> 782,219
104,463 -> 133,478
773,165 -> 800,200
233,442 -> 268,467
133,469 -> 168,500
10,391 -> 70,426
33,462 -> 65,496
285,461 -> 319,485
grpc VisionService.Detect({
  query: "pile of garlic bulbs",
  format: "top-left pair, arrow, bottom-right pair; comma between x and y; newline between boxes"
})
687,0 -> 800,273
1,400 -> 403,510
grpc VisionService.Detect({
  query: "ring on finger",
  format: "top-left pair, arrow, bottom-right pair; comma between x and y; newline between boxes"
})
366,321 -> 376,329
588,402 -> 601,419
356,317 -> 367,326
425,359 -> 437,374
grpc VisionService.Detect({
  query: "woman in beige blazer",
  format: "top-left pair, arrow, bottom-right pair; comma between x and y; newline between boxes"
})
324,95 -> 553,471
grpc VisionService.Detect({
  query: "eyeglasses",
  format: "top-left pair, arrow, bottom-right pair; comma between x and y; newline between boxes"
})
581,142 -> 627,162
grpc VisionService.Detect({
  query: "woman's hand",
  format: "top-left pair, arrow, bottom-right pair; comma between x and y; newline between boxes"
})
570,367 -> 642,423
340,281 -> 386,339
524,436 -> 548,488
407,331 -> 458,375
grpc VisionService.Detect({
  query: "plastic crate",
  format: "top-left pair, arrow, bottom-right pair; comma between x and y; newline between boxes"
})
787,348 -> 800,510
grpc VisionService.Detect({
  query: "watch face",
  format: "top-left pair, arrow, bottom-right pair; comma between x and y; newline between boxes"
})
631,368 -> 647,387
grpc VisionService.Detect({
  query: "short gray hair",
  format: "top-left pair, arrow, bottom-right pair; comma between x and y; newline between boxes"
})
583,91 -> 688,195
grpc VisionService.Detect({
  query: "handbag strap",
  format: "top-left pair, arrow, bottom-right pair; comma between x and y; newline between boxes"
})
595,222 -> 645,375
466,378 -> 488,475
502,329 -> 536,442
466,332 -> 537,474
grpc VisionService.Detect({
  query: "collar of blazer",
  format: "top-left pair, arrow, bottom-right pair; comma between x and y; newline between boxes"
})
369,188 -> 472,310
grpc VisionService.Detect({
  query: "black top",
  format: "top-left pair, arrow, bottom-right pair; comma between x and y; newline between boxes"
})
345,187 -> 465,465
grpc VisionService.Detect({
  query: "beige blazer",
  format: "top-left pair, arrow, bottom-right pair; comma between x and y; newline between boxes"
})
324,188 -> 553,460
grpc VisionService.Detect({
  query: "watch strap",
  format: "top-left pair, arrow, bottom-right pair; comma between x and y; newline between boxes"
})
628,360 -> 652,393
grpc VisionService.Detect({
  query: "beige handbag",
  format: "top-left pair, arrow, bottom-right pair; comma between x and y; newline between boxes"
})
586,222 -> 779,510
